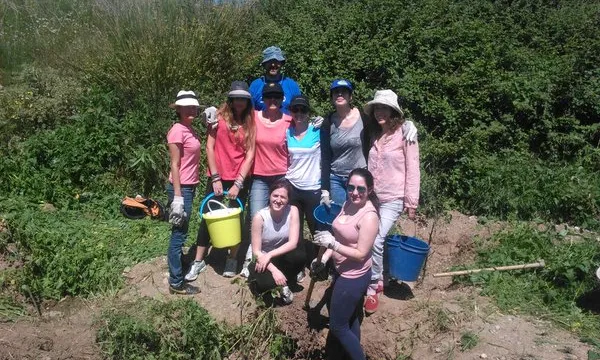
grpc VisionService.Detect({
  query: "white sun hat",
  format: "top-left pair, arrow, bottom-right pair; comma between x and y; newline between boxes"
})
170,90 -> 200,108
363,89 -> 404,118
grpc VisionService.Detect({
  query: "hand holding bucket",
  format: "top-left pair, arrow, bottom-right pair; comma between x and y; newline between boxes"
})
198,192 -> 244,249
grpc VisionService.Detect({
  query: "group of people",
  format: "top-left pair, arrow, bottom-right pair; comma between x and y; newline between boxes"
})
165,46 -> 420,360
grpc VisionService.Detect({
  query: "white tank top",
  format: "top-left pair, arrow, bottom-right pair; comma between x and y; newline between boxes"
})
259,205 -> 291,253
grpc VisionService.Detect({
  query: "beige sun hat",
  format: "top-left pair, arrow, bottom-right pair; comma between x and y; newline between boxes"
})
169,90 -> 200,108
363,89 -> 404,118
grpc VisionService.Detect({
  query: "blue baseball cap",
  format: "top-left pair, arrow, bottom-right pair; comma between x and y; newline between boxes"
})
330,79 -> 353,92
261,46 -> 286,64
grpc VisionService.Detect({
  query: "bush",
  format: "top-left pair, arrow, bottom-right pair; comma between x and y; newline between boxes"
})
97,298 -> 225,360
464,224 -> 600,338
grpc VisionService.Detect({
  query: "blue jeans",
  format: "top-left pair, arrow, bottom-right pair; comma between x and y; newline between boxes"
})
244,174 -> 284,260
330,173 -> 348,206
166,183 -> 196,287
327,271 -> 371,360
371,199 -> 404,284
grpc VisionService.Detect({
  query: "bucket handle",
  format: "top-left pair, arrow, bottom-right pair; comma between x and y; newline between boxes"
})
198,191 -> 244,219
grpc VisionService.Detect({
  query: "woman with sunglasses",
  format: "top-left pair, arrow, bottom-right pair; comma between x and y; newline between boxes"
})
320,80 -> 418,208
286,95 -> 323,272
311,168 -> 380,360
249,179 -> 304,304
363,90 -> 420,314
184,81 -> 256,281
166,90 -> 202,295
240,82 -> 293,277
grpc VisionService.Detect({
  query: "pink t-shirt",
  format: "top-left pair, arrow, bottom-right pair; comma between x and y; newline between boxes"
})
368,126 -> 420,207
332,201 -> 378,279
167,123 -> 201,185
208,117 -> 247,180
252,110 -> 292,176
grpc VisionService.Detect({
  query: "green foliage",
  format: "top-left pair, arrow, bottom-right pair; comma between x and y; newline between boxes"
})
96,298 -> 225,360
459,331 -> 479,352
462,224 -> 600,338
0,196 -> 171,299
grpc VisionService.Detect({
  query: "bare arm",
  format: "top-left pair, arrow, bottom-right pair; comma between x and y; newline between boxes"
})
334,211 -> 379,262
206,129 -> 219,177
168,143 -> 183,197
250,212 -> 264,259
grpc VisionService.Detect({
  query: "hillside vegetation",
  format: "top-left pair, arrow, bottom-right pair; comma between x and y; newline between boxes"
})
0,0 -> 599,348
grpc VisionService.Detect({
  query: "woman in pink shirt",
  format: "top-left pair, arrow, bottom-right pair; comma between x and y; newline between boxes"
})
311,168 -> 380,360
166,90 -> 202,295
240,82 -> 294,277
363,90 -> 421,314
184,81 -> 257,281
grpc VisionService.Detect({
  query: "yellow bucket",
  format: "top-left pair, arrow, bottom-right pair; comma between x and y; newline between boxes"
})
199,195 -> 243,249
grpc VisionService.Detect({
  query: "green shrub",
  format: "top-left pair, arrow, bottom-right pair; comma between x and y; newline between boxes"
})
464,224 -> 600,338
0,196 -> 171,299
97,298 -> 225,360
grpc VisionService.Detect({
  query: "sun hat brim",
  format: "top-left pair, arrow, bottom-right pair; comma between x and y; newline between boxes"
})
228,89 -> 252,99
364,98 -> 404,118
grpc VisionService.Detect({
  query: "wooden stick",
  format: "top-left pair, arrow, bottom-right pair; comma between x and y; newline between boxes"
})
433,260 -> 545,277
304,246 -> 326,310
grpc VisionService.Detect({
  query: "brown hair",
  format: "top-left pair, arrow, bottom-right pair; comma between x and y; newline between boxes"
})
367,106 -> 405,139
217,98 -> 256,151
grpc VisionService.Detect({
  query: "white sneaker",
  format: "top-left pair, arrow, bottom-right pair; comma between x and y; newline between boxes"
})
240,259 -> 251,278
184,260 -> 206,281
281,286 -> 293,305
296,270 -> 306,283
223,258 -> 237,278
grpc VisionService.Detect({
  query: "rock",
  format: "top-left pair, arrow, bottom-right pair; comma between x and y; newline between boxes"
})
40,202 -> 57,212
480,354 -> 487,359
495,325 -> 500,330
39,338 -> 53,351
435,347 -> 442,353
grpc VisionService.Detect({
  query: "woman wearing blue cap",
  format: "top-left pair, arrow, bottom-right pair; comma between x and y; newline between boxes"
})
249,46 -> 302,115
319,79 -> 418,207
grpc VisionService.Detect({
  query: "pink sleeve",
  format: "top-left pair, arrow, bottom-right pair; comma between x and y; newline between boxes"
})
167,124 -> 183,144
403,139 -> 420,208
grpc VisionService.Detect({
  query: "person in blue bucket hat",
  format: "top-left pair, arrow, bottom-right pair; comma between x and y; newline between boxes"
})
249,46 -> 302,115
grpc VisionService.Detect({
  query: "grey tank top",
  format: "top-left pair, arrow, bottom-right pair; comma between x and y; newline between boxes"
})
259,205 -> 291,253
330,115 -> 367,177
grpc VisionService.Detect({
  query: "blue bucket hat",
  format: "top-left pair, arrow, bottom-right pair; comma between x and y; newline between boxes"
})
261,46 -> 286,64
330,79 -> 353,92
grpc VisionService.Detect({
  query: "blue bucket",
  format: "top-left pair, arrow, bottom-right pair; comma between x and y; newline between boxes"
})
313,203 -> 342,228
387,234 -> 430,282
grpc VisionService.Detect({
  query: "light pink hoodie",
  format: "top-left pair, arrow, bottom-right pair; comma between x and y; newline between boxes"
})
368,126 -> 420,208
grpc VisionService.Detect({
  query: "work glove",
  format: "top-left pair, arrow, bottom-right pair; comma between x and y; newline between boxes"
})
312,231 -> 340,251
309,258 -> 328,281
311,116 -> 324,129
169,196 -> 186,227
402,120 -> 418,143
203,106 -> 218,130
320,190 -> 332,208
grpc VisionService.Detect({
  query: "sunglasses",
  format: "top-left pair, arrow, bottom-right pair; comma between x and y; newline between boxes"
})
346,184 -> 367,194
263,95 -> 283,100
290,106 -> 309,114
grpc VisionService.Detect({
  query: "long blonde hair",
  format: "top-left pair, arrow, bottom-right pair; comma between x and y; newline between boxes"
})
217,98 -> 256,151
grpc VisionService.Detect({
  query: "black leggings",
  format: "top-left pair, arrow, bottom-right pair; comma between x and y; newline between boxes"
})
248,244 -> 306,293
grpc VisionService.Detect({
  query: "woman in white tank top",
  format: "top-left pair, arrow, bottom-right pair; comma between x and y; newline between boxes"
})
248,179 -> 306,305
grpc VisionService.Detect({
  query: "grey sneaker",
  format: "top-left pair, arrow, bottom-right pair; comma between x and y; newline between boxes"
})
169,283 -> 199,295
280,286 -> 293,305
240,259 -> 251,278
296,270 -> 306,283
223,258 -> 237,278
184,260 -> 206,281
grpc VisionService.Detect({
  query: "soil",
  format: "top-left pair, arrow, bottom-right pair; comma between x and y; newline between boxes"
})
0,211 -> 593,359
